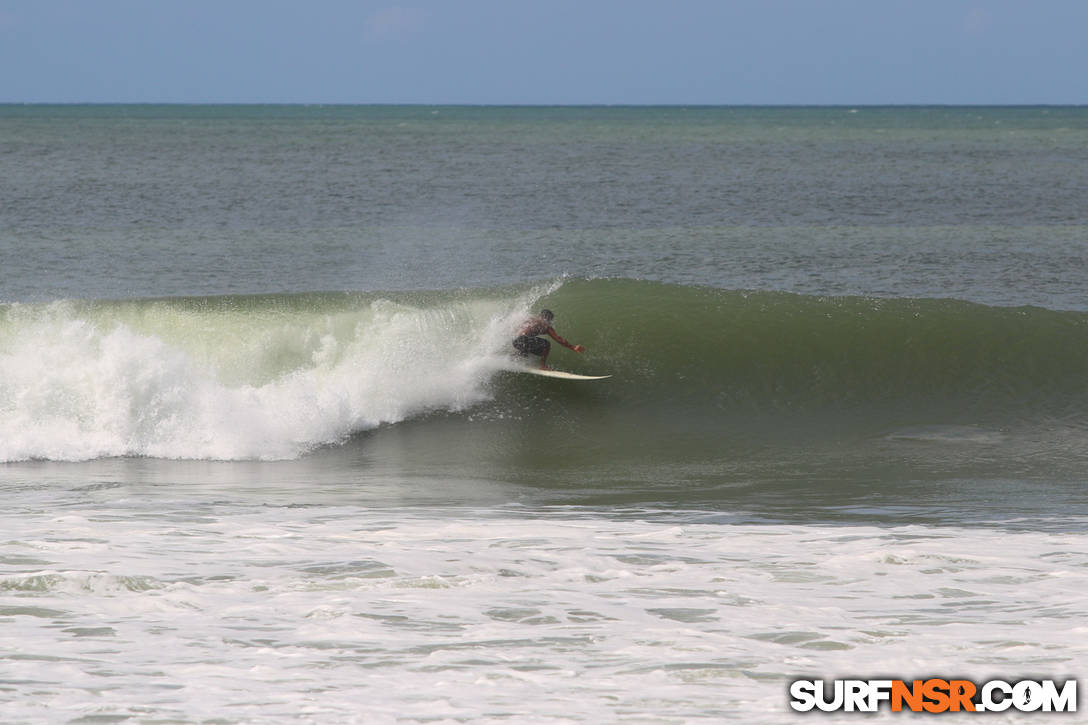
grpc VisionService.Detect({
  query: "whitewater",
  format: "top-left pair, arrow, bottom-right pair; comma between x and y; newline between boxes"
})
0,289 -> 547,462
4,504 -> 1085,724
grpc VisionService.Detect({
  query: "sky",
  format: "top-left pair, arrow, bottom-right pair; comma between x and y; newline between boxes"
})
1,0 -> 1086,105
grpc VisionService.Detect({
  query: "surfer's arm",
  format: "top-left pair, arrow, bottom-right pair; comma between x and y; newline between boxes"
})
547,328 -> 585,353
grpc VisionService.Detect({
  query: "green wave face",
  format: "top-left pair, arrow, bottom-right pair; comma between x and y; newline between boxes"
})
538,279 -> 1088,423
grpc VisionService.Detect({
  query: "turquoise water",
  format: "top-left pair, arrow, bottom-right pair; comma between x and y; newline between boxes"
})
1,106 -> 1086,723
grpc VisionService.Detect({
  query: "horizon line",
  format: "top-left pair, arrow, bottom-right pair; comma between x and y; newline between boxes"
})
2,101 -> 1087,108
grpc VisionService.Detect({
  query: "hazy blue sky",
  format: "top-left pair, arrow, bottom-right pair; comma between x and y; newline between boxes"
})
2,0 -> 1086,104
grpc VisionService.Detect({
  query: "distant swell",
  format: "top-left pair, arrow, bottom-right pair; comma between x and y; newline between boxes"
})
4,279 -> 1088,462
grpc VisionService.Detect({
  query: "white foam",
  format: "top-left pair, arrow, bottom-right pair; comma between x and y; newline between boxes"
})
2,506 -> 1084,723
0,289 -> 553,462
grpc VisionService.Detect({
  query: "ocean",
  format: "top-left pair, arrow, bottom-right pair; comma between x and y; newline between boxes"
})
1,105 -> 1086,723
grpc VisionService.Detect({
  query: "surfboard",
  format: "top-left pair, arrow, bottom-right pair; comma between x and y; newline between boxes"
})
514,367 -> 611,380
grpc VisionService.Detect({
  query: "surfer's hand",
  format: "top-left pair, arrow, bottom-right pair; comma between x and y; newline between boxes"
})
573,345 -> 585,353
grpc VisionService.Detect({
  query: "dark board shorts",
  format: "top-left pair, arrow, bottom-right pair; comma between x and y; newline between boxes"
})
513,335 -> 550,357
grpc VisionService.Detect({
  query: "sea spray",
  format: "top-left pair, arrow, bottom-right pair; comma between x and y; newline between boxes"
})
0,285 -> 556,461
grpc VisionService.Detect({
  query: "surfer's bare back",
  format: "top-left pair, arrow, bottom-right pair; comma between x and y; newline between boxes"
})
512,309 -> 585,370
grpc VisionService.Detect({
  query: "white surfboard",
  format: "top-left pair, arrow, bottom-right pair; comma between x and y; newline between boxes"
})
506,365 -> 611,380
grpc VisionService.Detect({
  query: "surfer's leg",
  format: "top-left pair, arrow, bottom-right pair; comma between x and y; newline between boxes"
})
537,339 -> 552,369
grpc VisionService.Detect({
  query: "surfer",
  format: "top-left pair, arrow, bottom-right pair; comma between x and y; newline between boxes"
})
512,309 -> 585,370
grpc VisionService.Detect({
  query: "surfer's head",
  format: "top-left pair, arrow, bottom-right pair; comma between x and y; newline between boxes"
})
539,309 -> 554,322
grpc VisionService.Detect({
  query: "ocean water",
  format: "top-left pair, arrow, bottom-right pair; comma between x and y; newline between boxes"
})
1,105 -> 1087,723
